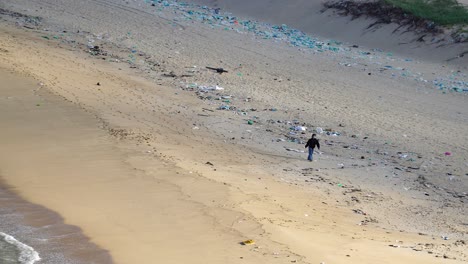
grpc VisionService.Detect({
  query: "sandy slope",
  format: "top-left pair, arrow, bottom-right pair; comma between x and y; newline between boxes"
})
0,0 -> 467,263
1,27 -> 465,264
189,0 -> 468,64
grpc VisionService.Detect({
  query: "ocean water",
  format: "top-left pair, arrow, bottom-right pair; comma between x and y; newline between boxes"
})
0,183 -> 113,264
0,233 -> 40,264
0,188 -> 41,264
0,237 -> 18,264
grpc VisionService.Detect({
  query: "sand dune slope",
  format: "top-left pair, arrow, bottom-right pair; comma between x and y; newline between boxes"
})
190,0 -> 468,64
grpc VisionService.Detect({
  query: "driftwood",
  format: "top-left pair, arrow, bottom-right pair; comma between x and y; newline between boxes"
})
206,66 -> 228,74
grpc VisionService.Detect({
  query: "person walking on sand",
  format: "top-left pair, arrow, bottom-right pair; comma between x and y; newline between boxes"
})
305,134 -> 320,161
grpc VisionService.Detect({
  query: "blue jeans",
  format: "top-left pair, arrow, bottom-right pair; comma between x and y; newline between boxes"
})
308,147 -> 314,161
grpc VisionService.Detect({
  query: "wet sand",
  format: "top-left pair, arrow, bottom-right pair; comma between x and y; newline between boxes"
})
0,69 -> 113,264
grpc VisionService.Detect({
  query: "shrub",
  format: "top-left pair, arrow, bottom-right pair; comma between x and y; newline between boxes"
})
384,0 -> 468,25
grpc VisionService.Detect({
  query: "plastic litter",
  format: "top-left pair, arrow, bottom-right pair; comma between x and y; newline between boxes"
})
198,85 -> 224,92
326,131 -> 341,136
285,148 -> 304,153
241,239 -> 255,245
293,126 -> 307,131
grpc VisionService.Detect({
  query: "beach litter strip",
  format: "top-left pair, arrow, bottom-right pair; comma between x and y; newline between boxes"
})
141,0 -> 467,94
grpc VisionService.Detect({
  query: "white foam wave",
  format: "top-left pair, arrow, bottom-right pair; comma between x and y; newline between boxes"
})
0,232 -> 41,264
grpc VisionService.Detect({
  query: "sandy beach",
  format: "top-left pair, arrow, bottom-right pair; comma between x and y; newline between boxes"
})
0,0 -> 467,263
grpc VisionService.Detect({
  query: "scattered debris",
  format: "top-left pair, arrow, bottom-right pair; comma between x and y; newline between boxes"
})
352,209 -> 367,215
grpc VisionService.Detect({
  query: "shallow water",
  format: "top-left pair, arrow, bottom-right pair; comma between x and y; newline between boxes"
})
0,232 -> 40,264
0,184 -> 41,264
0,181 -> 113,264
0,236 -> 22,264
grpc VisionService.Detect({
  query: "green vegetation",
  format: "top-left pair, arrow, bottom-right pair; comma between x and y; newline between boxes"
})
384,0 -> 468,25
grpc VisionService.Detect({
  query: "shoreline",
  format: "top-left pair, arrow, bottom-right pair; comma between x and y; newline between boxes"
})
0,0 -> 467,263
0,69 -> 113,264
0,179 -> 113,264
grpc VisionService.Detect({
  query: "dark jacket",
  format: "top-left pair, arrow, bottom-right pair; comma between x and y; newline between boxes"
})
305,138 -> 320,149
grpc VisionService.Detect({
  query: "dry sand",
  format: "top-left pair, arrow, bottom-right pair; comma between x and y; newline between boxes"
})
0,0 -> 467,263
